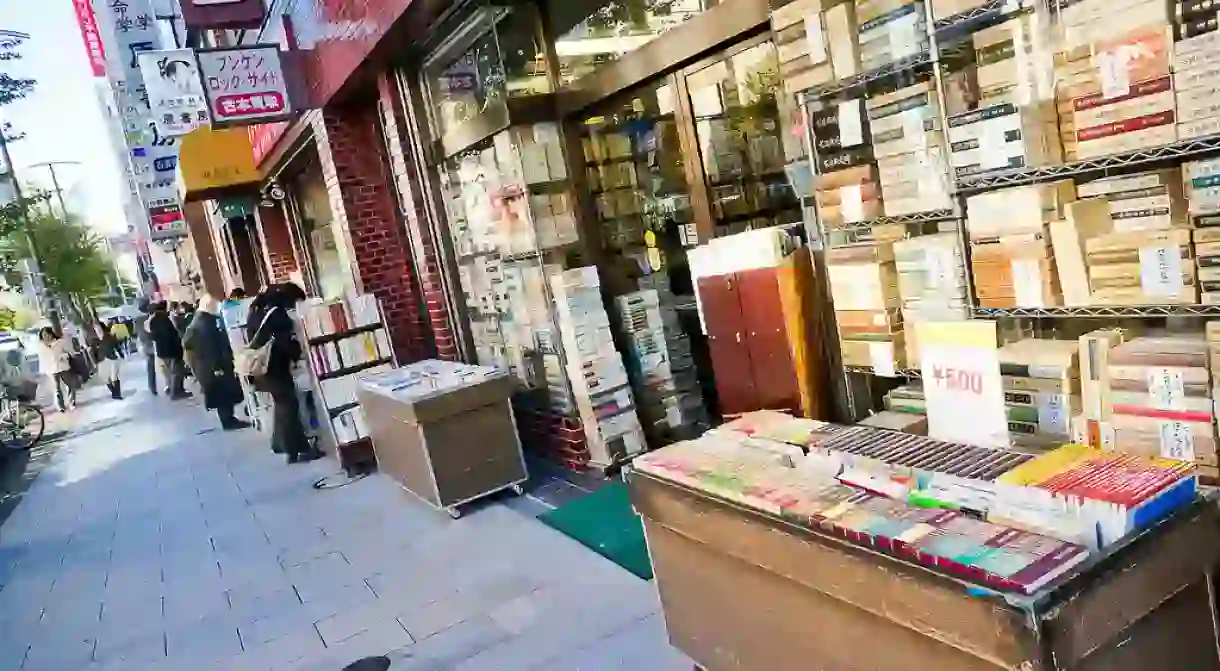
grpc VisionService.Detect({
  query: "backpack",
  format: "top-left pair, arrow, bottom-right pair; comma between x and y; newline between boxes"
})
234,307 -> 278,378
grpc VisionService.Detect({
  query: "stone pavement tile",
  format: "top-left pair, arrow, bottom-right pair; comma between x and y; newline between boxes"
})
396,568 -> 541,642
284,551 -> 357,589
161,582 -> 231,626
214,627 -> 328,671
90,626 -> 166,670
531,615 -> 693,671
226,583 -> 302,623
163,611 -> 242,665
293,578 -> 378,614
21,629 -> 96,671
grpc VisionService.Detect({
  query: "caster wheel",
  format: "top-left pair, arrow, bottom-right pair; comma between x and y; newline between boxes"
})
510,484 -> 524,496
446,507 -> 461,519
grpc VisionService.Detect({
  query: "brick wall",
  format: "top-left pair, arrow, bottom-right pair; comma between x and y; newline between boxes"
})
313,99 -> 433,363
254,203 -> 299,283
375,72 -> 460,361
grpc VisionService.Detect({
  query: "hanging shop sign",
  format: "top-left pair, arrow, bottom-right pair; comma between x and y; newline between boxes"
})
138,48 -> 209,137
180,0 -> 265,30
71,0 -> 107,77
218,198 -> 253,219
917,320 -> 1010,449
196,45 -> 293,127
148,199 -> 186,237
177,125 -> 259,201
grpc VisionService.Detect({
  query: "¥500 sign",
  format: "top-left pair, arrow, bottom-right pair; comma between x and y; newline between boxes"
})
917,321 -> 1009,449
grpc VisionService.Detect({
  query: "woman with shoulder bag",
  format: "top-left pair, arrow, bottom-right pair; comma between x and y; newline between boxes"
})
94,322 -> 122,400
36,327 -> 77,412
245,283 -> 321,464
186,295 -> 251,431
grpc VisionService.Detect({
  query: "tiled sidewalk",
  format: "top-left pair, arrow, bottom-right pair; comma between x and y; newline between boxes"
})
0,364 -> 690,670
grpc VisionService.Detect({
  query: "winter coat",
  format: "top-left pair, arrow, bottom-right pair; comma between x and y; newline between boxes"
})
184,311 -> 242,410
36,339 -> 70,375
246,305 -> 301,384
148,312 -> 184,360
97,332 -> 121,361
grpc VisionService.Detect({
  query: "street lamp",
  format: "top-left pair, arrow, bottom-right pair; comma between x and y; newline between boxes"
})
27,161 -> 82,219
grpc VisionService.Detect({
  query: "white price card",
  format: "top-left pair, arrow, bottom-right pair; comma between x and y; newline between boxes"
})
1146,367 -> 1185,410
869,342 -> 897,377
1036,393 -> 1069,435
1011,259 -> 1044,307
925,245 -> 953,290
1159,421 -> 1195,461
837,100 -> 864,148
804,14 -> 828,65
1138,246 -> 1183,296
918,321 -> 1009,448
1098,50 -> 1132,100
841,184 -> 865,222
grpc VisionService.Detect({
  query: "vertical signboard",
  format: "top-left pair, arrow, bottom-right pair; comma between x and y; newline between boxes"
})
138,49 -> 209,137
94,0 -> 185,241
917,320 -> 1010,449
72,0 -> 108,77
196,45 -> 293,126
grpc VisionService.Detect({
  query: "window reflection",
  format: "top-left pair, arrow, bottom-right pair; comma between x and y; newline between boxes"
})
549,0 -> 719,86
426,28 -> 509,139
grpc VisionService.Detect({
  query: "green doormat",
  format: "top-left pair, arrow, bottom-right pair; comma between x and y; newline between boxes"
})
538,481 -> 653,580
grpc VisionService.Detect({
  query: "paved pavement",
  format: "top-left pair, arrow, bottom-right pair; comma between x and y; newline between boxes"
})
0,361 -> 691,670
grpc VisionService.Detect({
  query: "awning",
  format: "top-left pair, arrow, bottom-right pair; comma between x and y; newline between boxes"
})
177,126 -> 261,202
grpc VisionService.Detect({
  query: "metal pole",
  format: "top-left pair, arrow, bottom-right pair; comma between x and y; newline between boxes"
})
28,161 -> 81,219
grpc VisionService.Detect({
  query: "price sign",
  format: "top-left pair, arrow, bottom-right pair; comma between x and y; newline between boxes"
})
1146,367 -> 1185,410
918,321 -> 1009,448
1158,421 -> 1194,461
1138,246 -> 1182,297
1036,393 -> 1069,435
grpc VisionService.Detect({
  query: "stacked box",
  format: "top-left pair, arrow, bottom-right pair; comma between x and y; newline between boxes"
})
966,181 -> 1076,308
859,410 -> 928,433
1069,328 -> 1126,449
867,80 -> 954,215
1193,227 -> 1220,303
814,99 -> 883,226
772,0 -> 854,93
894,233 -> 969,367
1106,335 -> 1218,470
827,1 -> 863,79
1048,198 -> 1114,306
1085,228 -> 1198,305
884,382 -> 926,414
1184,158 -> 1220,216
550,266 -> 647,468
827,242 -> 905,371
1173,29 -> 1220,140
1075,169 -> 1189,232
1055,24 -> 1175,160
999,339 -> 1082,448
929,0 -> 988,21
856,0 -> 928,73
614,289 -> 709,440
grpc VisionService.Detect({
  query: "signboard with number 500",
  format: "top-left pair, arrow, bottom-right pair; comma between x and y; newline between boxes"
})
196,44 -> 294,127
916,321 -> 1009,449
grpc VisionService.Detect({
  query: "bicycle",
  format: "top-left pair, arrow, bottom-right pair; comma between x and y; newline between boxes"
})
0,384 -> 45,451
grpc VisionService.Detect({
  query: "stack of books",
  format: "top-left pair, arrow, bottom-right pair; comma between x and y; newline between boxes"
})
1173,27 -> 1220,140
868,79 -> 955,216
1107,335 -> 1218,471
827,241 -> 905,371
1070,328 -> 1127,449
999,339 -> 1082,448
551,266 -> 647,468
1184,158 -> 1220,216
856,0 -> 928,72
813,99 -> 883,226
884,382 -> 926,415
1076,169 -> 1189,232
894,232 -> 969,367
966,181 -> 1075,308
1085,229 -> 1197,305
771,0 -> 839,94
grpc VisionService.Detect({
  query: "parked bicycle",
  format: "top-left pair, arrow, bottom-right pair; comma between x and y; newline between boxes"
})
0,383 -> 45,451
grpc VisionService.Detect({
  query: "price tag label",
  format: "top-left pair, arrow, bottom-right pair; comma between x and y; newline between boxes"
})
1011,259 -> 1044,307
837,100 -> 864,148
1098,50 -> 1132,100
1138,246 -> 1182,296
804,14 -> 828,65
918,321 -> 1009,448
1159,421 -> 1195,461
1146,367 -> 1185,410
869,342 -> 897,377
925,245 -> 953,290
1036,393 -> 1068,435
841,184 -> 865,222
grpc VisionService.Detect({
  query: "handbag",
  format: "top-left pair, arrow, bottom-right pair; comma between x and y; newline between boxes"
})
234,307 -> 278,378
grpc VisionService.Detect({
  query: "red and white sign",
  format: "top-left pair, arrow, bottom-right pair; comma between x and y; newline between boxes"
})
71,0 -> 107,77
197,45 -> 292,126
248,121 -> 289,167
149,203 -> 186,235
917,321 -> 1009,449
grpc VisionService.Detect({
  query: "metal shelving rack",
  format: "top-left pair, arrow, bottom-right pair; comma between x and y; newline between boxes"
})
789,0 -> 1220,420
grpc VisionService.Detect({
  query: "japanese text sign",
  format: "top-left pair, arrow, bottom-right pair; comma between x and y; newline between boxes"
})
917,320 -> 1009,449
197,45 -> 292,126
72,0 -> 108,77
139,49 -> 209,137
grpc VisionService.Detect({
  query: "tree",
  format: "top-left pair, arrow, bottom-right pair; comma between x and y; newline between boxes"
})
0,30 -> 35,142
3,210 -> 115,324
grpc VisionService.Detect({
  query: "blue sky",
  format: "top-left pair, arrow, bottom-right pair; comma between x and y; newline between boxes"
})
0,0 -> 127,234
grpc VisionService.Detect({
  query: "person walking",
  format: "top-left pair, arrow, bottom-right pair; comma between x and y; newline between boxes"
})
246,283 -> 321,464
184,295 -> 250,431
36,327 -> 77,412
148,302 -> 191,399
134,302 -> 158,395
94,322 -> 122,400
109,318 -> 130,358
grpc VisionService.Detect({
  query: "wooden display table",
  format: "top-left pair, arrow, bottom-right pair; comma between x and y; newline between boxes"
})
627,469 -> 1220,671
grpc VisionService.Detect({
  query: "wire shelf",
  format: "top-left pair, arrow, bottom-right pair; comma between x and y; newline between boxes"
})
933,0 -> 1023,35
955,133 -> 1220,192
801,52 -> 933,102
846,366 -> 923,378
973,304 -> 1220,318
828,209 -> 959,232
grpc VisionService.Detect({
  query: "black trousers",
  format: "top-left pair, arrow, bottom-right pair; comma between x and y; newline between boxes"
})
265,375 -> 310,457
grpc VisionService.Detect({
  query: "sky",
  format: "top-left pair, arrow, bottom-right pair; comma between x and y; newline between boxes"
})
0,0 -> 129,235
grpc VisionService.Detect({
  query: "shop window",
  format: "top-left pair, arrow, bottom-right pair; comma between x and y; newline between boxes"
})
548,0 -> 720,86
291,165 -> 346,300
686,41 -> 802,237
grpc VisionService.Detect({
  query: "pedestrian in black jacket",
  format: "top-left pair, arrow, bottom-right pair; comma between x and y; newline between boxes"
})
246,283 -> 320,463
148,302 -> 190,399
94,322 -> 122,399
185,295 -> 250,430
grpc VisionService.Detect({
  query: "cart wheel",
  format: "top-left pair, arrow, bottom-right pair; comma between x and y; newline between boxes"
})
510,484 -> 525,496
446,506 -> 461,519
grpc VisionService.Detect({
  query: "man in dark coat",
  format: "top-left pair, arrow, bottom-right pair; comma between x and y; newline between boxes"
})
184,295 -> 249,430
147,301 -> 190,399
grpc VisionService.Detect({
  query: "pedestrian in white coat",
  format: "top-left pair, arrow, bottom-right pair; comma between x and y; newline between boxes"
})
36,327 -> 77,411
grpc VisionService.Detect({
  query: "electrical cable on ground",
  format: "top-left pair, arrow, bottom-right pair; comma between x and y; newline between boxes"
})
312,471 -> 369,490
